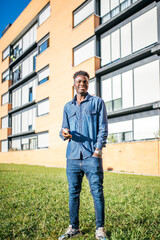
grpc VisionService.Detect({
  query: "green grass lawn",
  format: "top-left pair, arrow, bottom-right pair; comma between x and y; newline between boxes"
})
0,164 -> 160,240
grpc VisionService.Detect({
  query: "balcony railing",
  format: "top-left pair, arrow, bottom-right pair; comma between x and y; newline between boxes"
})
101,0 -> 138,24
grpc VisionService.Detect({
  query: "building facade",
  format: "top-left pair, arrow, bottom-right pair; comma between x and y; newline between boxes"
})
0,0 -> 160,175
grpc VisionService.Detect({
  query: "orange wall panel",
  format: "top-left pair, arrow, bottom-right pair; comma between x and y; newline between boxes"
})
71,14 -> 97,48
0,57 -> 10,77
72,57 -> 98,79
0,104 -> 12,118
37,17 -> 51,42
0,80 -> 12,96
36,49 -> 51,72
103,140 -> 160,175
35,114 -> 50,133
0,128 -> 11,141
36,80 -> 50,102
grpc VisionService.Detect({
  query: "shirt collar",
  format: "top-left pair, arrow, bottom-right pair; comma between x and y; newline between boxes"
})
71,92 -> 92,104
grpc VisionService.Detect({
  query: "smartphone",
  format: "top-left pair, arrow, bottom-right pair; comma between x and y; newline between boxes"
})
62,128 -> 69,133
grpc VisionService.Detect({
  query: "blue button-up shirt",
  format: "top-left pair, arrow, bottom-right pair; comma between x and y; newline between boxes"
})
59,93 -> 108,159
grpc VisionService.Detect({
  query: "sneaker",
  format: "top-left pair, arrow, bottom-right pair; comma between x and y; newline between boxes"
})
95,227 -> 108,240
58,225 -> 81,239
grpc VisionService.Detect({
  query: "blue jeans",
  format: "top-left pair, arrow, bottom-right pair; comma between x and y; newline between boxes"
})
66,156 -> 105,229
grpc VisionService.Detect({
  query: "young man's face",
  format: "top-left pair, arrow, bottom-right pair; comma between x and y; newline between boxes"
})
74,75 -> 89,95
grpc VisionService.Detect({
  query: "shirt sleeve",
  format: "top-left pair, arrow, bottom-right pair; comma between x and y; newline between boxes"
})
59,106 -> 69,141
94,99 -> 108,150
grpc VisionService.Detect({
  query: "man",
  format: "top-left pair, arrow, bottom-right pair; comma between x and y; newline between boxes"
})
59,70 -> 108,240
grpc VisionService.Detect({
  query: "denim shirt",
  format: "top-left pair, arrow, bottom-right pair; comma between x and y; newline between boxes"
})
59,93 -> 108,159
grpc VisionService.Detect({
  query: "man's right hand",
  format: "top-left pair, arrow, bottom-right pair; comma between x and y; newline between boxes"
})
62,128 -> 72,139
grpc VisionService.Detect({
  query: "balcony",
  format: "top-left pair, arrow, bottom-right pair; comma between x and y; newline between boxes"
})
96,0 -> 154,35
9,42 -> 37,68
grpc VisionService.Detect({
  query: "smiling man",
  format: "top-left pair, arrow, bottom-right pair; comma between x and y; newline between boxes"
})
59,70 -> 108,240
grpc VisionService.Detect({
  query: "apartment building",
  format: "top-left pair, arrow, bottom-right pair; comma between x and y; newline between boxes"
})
0,0 -> 160,175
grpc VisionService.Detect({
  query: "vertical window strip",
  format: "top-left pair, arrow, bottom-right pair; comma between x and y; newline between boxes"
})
101,7 -> 158,66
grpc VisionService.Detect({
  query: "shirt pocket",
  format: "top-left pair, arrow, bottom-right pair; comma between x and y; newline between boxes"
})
68,111 -> 76,128
85,109 -> 97,122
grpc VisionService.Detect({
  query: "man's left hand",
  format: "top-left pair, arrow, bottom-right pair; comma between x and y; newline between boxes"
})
92,148 -> 102,158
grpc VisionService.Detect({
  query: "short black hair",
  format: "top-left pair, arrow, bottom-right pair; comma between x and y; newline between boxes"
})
73,70 -> 90,81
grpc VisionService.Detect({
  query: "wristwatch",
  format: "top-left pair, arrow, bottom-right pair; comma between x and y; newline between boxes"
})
95,150 -> 102,156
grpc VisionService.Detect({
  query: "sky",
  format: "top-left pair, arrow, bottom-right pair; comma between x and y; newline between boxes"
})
0,0 -> 31,38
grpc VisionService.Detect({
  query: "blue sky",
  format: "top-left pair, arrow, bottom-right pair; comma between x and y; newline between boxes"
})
0,0 -> 31,38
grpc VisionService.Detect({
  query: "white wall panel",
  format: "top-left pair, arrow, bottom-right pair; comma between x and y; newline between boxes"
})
38,132 -> 49,148
109,120 -> 132,133
134,60 -> 160,106
38,99 -> 49,116
134,116 -> 159,140
39,5 -> 50,26
74,39 -> 94,66
132,7 -> 158,52
1,140 -> 8,152
2,116 -> 8,129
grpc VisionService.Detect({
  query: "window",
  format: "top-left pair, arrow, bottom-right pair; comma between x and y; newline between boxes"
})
134,60 -> 159,106
12,88 -> 21,109
100,7 -> 158,66
2,69 -> 10,83
21,78 -> 37,106
101,35 -> 111,66
37,98 -> 49,117
100,0 -> 139,24
1,140 -> 8,152
39,4 -> 50,26
112,75 -> 122,111
39,38 -> 49,54
29,137 -> 37,150
38,66 -> 49,85
74,38 -> 95,66
12,65 -> 22,84
22,51 -> 37,78
11,139 -> 21,151
111,29 -> 120,62
74,0 -> 94,27
2,46 -> 10,60
101,58 -> 160,113
29,87 -> 33,102
33,55 -> 37,71
120,0 -> 131,11
101,75 -> 122,113
108,120 -> 133,143
2,116 -> 8,129
88,79 -> 96,95
11,39 -> 23,62
22,23 -> 37,52
122,70 -> 133,109
38,132 -> 49,148
12,113 -> 21,135
120,22 -> 131,58
21,107 -> 36,133
134,115 -> 159,140
132,7 -> 157,52
2,92 -> 9,106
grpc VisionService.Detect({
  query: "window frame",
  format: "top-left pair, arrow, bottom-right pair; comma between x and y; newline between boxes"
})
73,0 -> 95,28
38,34 -> 49,55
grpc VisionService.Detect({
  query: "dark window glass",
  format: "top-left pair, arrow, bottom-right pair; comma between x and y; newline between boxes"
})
39,77 -> 49,85
33,55 -> 37,71
28,125 -> 32,131
39,39 -> 49,54
29,87 -> 33,102
12,66 -> 22,84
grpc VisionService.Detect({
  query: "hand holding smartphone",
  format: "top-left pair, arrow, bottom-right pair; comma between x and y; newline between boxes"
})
62,128 -> 72,139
